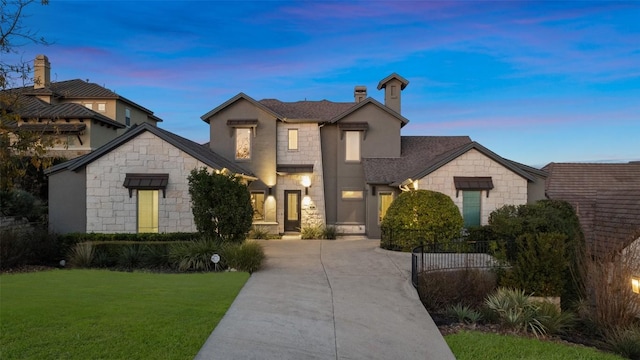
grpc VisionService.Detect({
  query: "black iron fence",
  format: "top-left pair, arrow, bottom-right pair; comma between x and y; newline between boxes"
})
411,240 -> 502,288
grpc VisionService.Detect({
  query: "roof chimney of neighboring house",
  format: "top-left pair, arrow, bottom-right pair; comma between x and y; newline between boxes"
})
376,73 -> 409,114
354,86 -> 367,103
34,54 -> 50,89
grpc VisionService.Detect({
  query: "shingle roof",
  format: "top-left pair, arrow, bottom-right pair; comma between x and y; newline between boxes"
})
18,123 -> 86,133
543,162 -> 640,255
46,123 -> 255,179
4,79 -> 162,122
202,93 -> 409,126
259,99 -> 354,122
362,136 -> 472,184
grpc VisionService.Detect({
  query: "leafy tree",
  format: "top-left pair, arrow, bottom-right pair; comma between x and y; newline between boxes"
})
1,0 -> 52,191
380,190 -> 463,251
187,168 -> 252,243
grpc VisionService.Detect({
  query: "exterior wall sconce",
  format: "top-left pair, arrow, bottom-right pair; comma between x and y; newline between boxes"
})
268,187 -> 273,196
301,176 -> 311,196
632,276 -> 639,294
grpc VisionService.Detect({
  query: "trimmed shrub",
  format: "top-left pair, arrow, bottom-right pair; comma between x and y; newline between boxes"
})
0,226 -> 61,269
381,190 -> 463,251
188,168 -> 253,243
488,200 -> 585,306
222,241 -> 265,274
501,232 -> 568,296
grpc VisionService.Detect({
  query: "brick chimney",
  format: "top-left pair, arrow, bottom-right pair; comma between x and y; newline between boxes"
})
34,55 -> 50,89
377,73 -> 409,114
354,86 -> 367,103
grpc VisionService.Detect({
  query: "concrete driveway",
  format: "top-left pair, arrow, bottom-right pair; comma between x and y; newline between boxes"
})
195,238 -> 455,360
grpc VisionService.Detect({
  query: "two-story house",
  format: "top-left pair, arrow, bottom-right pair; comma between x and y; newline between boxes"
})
1,55 -> 162,159
46,73 -> 546,236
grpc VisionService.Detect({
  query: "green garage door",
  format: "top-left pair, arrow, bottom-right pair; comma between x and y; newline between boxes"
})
462,191 -> 481,228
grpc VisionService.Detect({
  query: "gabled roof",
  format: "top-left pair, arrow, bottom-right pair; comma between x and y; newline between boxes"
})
45,123 -> 255,179
7,79 -> 162,122
200,93 -> 281,123
330,98 -> 409,126
363,136 -> 472,184
382,140 -> 537,186
201,93 -> 409,126
543,162 -> 640,254
377,73 -> 409,90
259,99 -> 353,122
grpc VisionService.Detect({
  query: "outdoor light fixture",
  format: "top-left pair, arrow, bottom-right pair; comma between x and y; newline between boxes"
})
268,187 -> 272,196
632,276 -> 639,294
301,175 -> 311,195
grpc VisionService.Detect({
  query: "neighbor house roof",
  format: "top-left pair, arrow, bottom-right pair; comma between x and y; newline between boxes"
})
46,123 -> 255,179
2,95 -> 125,129
543,162 -> 640,255
14,79 -> 162,122
363,137 -> 538,186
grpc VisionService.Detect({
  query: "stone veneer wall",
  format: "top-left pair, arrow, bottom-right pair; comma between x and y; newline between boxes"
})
417,149 -> 528,225
276,123 -> 326,233
85,132 -> 211,233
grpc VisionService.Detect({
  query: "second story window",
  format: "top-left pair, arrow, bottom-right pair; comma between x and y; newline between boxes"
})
84,103 -> 93,110
125,108 -> 131,127
345,131 -> 360,162
98,103 -> 106,112
235,128 -> 251,160
288,129 -> 298,150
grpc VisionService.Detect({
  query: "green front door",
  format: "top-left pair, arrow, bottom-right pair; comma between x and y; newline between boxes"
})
462,190 -> 481,228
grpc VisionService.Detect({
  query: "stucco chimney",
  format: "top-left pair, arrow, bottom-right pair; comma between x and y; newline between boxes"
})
34,55 -> 50,89
376,73 -> 409,114
354,86 -> 367,103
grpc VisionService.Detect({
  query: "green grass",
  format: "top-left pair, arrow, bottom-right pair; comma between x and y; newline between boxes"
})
446,330 -> 625,360
0,269 -> 249,360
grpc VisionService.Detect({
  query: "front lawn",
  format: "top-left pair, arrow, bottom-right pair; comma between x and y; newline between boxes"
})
446,330 -> 625,360
0,269 -> 249,360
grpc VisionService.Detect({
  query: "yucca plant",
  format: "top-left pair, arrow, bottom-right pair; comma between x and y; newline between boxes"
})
534,300 -> 575,335
117,244 -> 146,270
300,224 -> 323,239
69,242 -> 94,268
484,287 -> 546,337
169,239 -> 220,272
446,303 -> 483,324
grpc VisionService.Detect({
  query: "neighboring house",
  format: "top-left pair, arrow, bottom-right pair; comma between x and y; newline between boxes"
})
45,123 -> 255,234
47,72 -> 547,236
1,55 -> 162,159
544,162 -> 640,258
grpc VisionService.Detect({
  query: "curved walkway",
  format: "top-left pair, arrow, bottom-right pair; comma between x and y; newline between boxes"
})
195,238 -> 455,360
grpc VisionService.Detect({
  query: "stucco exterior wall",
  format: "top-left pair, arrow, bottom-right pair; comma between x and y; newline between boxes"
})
276,122 -> 326,233
85,132 -> 211,233
417,149 -> 528,225
48,168 -> 87,234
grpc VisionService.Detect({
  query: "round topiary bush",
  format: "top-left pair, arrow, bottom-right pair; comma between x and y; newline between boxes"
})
380,190 -> 463,251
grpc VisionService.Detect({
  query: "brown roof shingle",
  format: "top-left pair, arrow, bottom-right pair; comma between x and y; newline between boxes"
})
259,99 -> 354,122
544,162 -> 640,255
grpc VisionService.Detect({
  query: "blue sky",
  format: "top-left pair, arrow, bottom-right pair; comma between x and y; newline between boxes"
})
6,1 -> 639,167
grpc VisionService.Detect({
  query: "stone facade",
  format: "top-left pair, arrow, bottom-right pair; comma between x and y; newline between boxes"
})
85,132 -> 210,233
418,149 -> 528,225
276,122 -> 326,233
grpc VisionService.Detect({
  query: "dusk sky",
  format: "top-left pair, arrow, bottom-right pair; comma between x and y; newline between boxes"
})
6,1 -> 639,167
